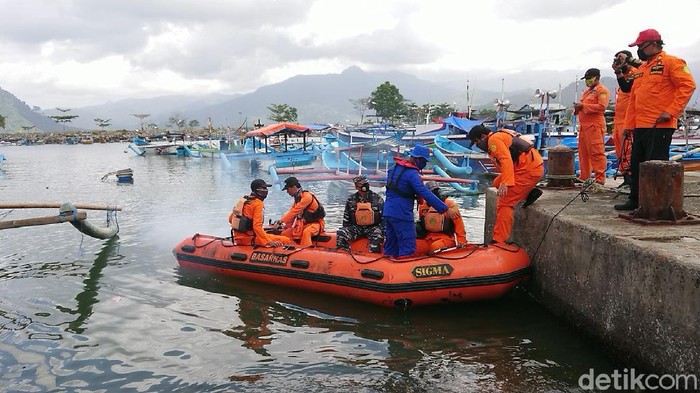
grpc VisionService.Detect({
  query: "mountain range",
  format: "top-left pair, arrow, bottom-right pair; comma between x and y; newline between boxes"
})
1,64 -> 699,132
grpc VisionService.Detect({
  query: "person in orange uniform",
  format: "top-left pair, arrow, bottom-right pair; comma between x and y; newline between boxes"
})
415,181 -> 467,255
228,179 -> 294,247
611,50 -> 642,185
615,28 -> 696,211
574,68 -> 610,185
278,176 -> 326,246
468,125 -> 544,243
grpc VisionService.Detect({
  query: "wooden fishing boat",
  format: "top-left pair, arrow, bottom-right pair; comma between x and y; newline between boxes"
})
173,233 -> 531,308
221,122 -> 320,168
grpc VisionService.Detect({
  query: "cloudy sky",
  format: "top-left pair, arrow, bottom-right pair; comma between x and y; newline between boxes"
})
1,0 -> 699,109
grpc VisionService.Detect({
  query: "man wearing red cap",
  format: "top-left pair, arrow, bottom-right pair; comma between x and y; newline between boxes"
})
574,68 -> 610,185
615,29 -> 696,211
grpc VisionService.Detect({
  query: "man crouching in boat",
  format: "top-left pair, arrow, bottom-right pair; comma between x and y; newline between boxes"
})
228,179 -> 294,247
468,125 -> 544,243
336,175 -> 385,254
415,181 -> 467,255
277,176 -> 326,246
383,144 -> 460,258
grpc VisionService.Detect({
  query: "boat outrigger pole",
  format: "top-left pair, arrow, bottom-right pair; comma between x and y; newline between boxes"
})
0,202 -> 122,239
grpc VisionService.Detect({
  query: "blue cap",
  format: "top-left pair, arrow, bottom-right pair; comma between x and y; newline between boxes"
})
408,144 -> 431,161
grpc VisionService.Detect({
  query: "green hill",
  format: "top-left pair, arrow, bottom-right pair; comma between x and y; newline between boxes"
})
0,88 -> 66,132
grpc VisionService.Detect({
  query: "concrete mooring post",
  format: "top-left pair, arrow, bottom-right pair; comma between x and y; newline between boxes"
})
545,145 -> 576,188
621,160 -> 700,224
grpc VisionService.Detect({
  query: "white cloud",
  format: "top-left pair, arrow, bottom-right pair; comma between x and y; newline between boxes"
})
0,0 -> 698,108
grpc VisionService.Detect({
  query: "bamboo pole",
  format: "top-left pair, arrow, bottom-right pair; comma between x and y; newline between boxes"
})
0,203 -> 122,211
0,212 -> 87,230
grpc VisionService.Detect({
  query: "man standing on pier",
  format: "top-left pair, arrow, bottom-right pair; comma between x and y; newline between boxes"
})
614,28 -> 696,211
574,68 -> 610,185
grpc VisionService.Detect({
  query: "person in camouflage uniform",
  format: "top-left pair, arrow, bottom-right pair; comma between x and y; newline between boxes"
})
336,175 -> 385,253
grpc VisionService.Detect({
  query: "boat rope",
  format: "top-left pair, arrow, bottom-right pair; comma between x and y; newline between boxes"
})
612,133 -> 632,180
190,234 -> 229,248
531,180 -> 597,263
427,246 -> 480,260
59,208 -> 86,256
339,249 -> 386,264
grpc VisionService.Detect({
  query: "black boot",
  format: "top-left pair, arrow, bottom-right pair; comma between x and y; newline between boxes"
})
522,187 -> 543,208
614,198 -> 638,211
618,174 -> 631,188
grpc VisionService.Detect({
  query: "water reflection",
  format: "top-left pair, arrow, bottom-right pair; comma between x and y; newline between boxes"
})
175,269 -> 613,391
55,237 -> 120,334
0,145 -> 616,392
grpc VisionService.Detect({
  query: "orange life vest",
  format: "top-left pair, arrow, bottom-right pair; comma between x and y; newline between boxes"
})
354,201 -> 378,226
228,196 -> 254,232
422,206 -> 455,234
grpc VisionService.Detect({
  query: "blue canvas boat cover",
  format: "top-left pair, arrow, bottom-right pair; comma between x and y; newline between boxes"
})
440,116 -> 486,133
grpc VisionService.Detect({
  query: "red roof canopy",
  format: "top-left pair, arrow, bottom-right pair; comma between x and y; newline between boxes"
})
245,122 -> 311,137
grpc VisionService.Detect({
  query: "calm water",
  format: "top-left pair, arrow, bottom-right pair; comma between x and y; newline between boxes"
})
0,144 -> 616,392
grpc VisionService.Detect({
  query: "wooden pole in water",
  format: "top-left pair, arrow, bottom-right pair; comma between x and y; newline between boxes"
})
0,203 -> 122,211
0,211 -> 87,230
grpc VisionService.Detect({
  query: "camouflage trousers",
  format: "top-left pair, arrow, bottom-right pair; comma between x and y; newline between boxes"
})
336,224 -> 384,253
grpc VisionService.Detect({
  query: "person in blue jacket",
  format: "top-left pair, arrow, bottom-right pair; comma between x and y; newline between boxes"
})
382,144 -> 460,258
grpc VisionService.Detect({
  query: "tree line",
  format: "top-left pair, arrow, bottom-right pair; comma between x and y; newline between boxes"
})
0,81 -> 469,132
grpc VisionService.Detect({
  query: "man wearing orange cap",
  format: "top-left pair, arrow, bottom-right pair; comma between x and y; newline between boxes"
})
574,68 -> 610,185
469,125 -> 544,243
615,28 -> 696,211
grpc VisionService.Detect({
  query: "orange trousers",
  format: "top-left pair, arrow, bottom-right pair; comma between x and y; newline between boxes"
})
414,234 -> 457,255
577,125 -> 607,184
281,220 -> 323,246
234,232 -> 294,247
612,122 -> 632,175
493,165 -> 544,243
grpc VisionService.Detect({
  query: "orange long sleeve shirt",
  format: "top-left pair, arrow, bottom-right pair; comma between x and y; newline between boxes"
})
239,197 -> 277,245
624,51 -> 696,130
487,131 -> 544,188
614,67 -> 637,125
576,83 -> 610,130
280,190 -> 323,226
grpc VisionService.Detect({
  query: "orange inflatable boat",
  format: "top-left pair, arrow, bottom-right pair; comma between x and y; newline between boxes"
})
173,233 -> 531,308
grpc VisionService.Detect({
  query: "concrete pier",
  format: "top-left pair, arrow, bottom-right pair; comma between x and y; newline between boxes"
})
485,173 -> 700,375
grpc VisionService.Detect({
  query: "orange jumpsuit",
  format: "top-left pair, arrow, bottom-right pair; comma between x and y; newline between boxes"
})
613,67 -> 636,175
415,198 -> 467,255
487,130 -> 544,243
280,190 -> 325,246
575,82 -> 610,184
229,196 -> 293,246
623,51 -> 696,130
